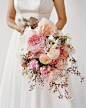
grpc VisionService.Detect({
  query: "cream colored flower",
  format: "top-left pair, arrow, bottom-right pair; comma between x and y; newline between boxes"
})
39,54 -> 52,64
47,45 -> 60,59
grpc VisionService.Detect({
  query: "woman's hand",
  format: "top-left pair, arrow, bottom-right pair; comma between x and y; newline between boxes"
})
16,23 -> 29,33
6,0 -> 29,33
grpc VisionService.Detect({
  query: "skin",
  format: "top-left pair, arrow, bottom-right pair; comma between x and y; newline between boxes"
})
6,0 -> 67,33
54,0 -> 67,30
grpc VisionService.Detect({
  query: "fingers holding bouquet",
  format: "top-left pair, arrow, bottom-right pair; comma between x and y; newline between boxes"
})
17,23 -> 29,35
17,17 -> 39,35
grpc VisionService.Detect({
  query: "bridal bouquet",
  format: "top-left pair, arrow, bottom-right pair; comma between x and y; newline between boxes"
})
18,17 -> 85,100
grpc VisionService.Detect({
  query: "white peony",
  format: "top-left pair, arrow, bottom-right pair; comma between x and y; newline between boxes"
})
47,45 -> 60,59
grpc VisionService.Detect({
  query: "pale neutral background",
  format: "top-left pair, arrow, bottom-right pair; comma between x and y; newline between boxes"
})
0,0 -> 86,108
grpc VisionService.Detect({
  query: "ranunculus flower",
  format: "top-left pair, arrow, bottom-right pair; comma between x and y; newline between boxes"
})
47,45 -> 60,59
21,28 -> 45,53
38,17 -> 57,37
39,54 -> 52,64
27,59 -> 39,70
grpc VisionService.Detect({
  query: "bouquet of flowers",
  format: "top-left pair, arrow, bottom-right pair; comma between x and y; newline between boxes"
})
18,17 -> 85,100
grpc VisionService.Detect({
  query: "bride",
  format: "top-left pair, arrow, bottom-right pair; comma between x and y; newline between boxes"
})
6,0 -> 67,32
0,0 -> 73,108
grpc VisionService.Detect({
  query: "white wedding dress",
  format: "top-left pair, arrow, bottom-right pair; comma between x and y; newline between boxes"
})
0,0 -> 73,108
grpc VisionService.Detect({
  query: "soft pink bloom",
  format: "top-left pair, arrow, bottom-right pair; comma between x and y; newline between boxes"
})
27,30 -> 45,53
31,50 -> 44,58
43,67 -> 58,82
56,59 -> 68,70
39,54 -> 52,64
21,29 -> 45,53
27,59 -> 39,70
28,33 -> 42,46
38,18 -> 57,37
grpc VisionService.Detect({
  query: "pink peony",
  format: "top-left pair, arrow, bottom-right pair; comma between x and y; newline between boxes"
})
28,33 -> 42,46
31,50 -> 44,58
27,59 -> 39,70
21,29 -> 45,53
27,29 -> 45,53
38,18 -> 57,37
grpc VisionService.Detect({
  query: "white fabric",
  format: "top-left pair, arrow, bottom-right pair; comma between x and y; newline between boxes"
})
14,0 -> 54,20
0,0 -> 72,108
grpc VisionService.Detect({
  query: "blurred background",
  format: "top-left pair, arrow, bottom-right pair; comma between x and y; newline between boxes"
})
0,0 -> 86,108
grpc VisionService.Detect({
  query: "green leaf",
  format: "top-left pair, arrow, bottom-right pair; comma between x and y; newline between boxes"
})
61,37 -> 67,43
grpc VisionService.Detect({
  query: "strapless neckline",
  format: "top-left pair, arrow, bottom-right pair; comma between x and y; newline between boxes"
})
14,0 -> 54,21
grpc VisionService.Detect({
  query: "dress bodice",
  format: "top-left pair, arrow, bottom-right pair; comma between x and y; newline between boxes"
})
14,0 -> 54,21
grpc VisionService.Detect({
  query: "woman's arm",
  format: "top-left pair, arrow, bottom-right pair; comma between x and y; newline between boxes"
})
54,0 -> 67,30
6,0 -> 29,33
